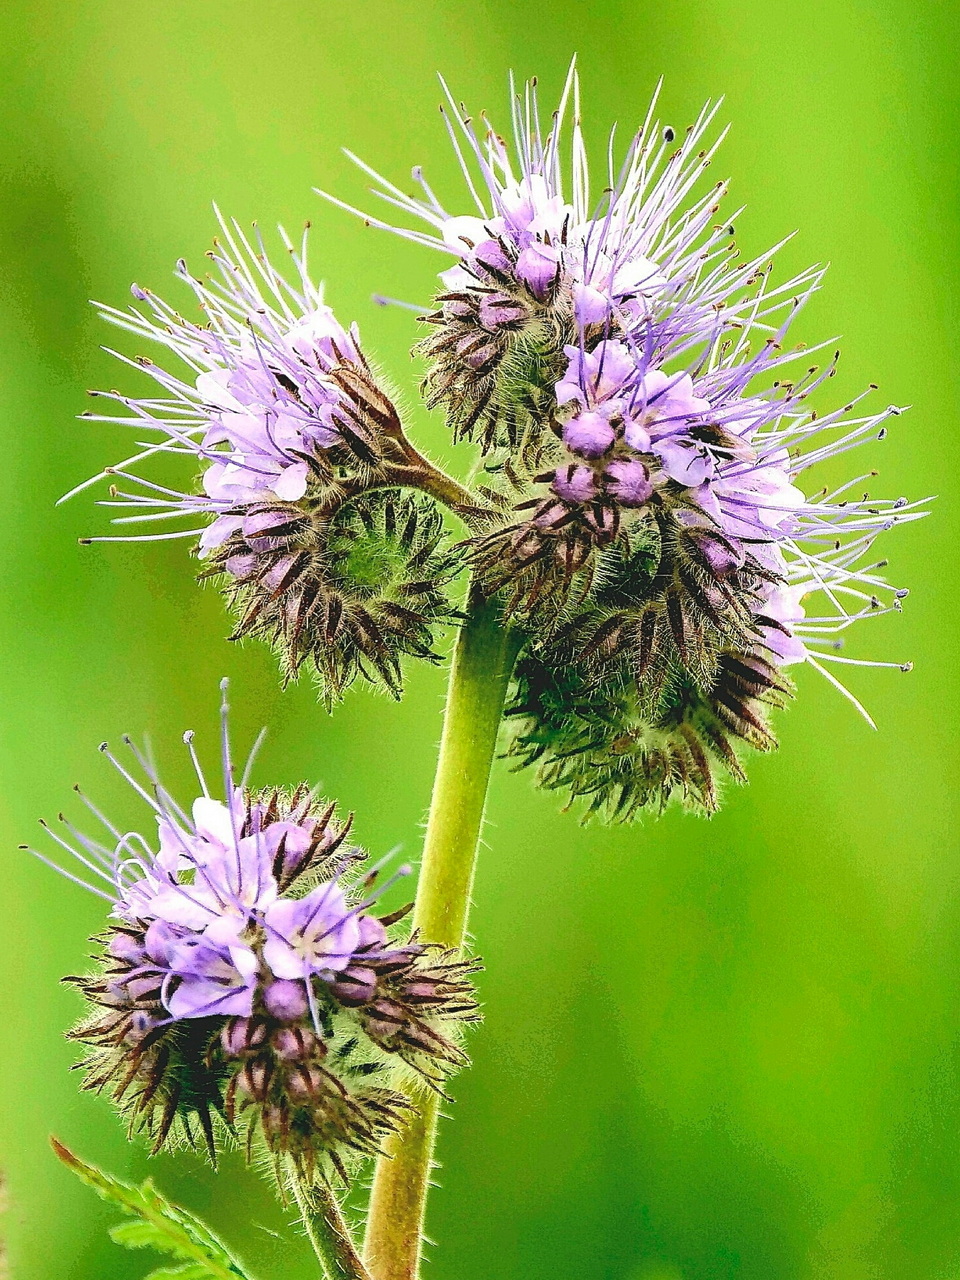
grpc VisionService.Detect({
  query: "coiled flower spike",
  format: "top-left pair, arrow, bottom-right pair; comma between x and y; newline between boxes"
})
63,66 -> 929,815
322,64 -> 928,778
65,213 -> 475,705
24,682 -> 479,1176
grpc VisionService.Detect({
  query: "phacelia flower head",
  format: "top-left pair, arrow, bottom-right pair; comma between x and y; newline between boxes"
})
319,68 -> 730,449
68,212 -> 469,704
507,638 -> 793,818
73,213 -> 382,543
326,65 -> 927,738
25,681 -> 478,1171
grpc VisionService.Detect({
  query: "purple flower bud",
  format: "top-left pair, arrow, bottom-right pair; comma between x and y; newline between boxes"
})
241,507 -> 305,551
237,1058 -> 272,1101
455,335 -> 499,371
225,552 -> 258,581
404,980 -> 441,1004
563,411 -> 616,459
260,553 -> 301,593
103,980 -> 132,1007
271,1025 -> 318,1061
263,978 -> 309,1022
552,464 -> 599,505
144,919 -> 182,966
691,530 -> 745,578
514,242 -> 560,300
328,965 -> 378,1008
221,1016 -> 269,1058
122,974 -> 164,1003
287,1065 -> 325,1101
444,297 -> 475,319
478,294 -> 527,330
604,458 -> 653,507
622,418 -> 652,453
472,238 -> 512,276
357,915 -> 388,950
221,1019 -> 249,1058
108,932 -> 145,965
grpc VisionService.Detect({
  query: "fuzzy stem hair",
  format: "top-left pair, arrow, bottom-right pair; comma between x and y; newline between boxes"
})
290,1165 -> 371,1280
361,586 -> 522,1280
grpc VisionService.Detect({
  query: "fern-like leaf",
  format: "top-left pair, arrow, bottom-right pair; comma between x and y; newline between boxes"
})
52,1139 -> 253,1280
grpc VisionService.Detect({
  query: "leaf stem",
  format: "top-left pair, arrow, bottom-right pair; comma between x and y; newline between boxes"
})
289,1166 -> 371,1280
362,586 -> 522,1280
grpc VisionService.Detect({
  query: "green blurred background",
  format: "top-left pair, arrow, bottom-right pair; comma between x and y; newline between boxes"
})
1,1 -> 957,1277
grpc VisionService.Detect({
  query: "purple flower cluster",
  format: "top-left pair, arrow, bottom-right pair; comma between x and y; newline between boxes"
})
327,66 -> 926,711
66,214 -> 367,555
66,211 -> 473,709
430,172 -> 669,334
28,684 -> 480,1164
114,787 -> 364,1025
322,81 -> 704,349
30,681 -> 401,1032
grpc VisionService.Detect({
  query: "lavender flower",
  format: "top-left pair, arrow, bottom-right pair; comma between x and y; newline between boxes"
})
68,212 -> 379,544
325,65 -> 926,728
263,883 -> 362,983
66,211 -> 467,704
25,681 -> 478,1165
319,70 -> 755,448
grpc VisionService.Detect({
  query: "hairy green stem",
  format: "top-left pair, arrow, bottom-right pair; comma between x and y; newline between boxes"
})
362,586 -> 522,1280
290,1167 -> 371,1280
384,460 -> 480,517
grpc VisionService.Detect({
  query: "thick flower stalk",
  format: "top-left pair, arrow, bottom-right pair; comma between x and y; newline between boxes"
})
24,682 -> 479,1195
67,214 -> 473,704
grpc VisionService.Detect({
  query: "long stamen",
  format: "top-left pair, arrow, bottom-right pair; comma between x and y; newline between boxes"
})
183,730 -> 210,798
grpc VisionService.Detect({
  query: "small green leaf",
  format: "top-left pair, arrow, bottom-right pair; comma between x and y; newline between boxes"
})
111,1220 -> 185,1250
52,1139 -> 254,1280
145,1268 -> 212,1280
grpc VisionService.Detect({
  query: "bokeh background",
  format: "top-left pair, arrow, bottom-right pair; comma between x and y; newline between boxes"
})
1,1 -> 957,1277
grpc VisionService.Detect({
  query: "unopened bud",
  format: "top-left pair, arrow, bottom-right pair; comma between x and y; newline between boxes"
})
108,932 -> 145,965
287,1065 -> 325,1101
263,979 -> 309,1022
237,1058 -> 272,1101
271,1025 -> 320,1061
221,1017 -> 268,1058
328,966 -> 378,1008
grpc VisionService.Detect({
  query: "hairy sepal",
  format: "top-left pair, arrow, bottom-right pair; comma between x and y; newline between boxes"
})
210,488 -> 464,707
505,642 -> 794,819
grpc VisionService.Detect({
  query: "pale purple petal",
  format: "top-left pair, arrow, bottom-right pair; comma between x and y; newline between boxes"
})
263,881 -> 362,980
